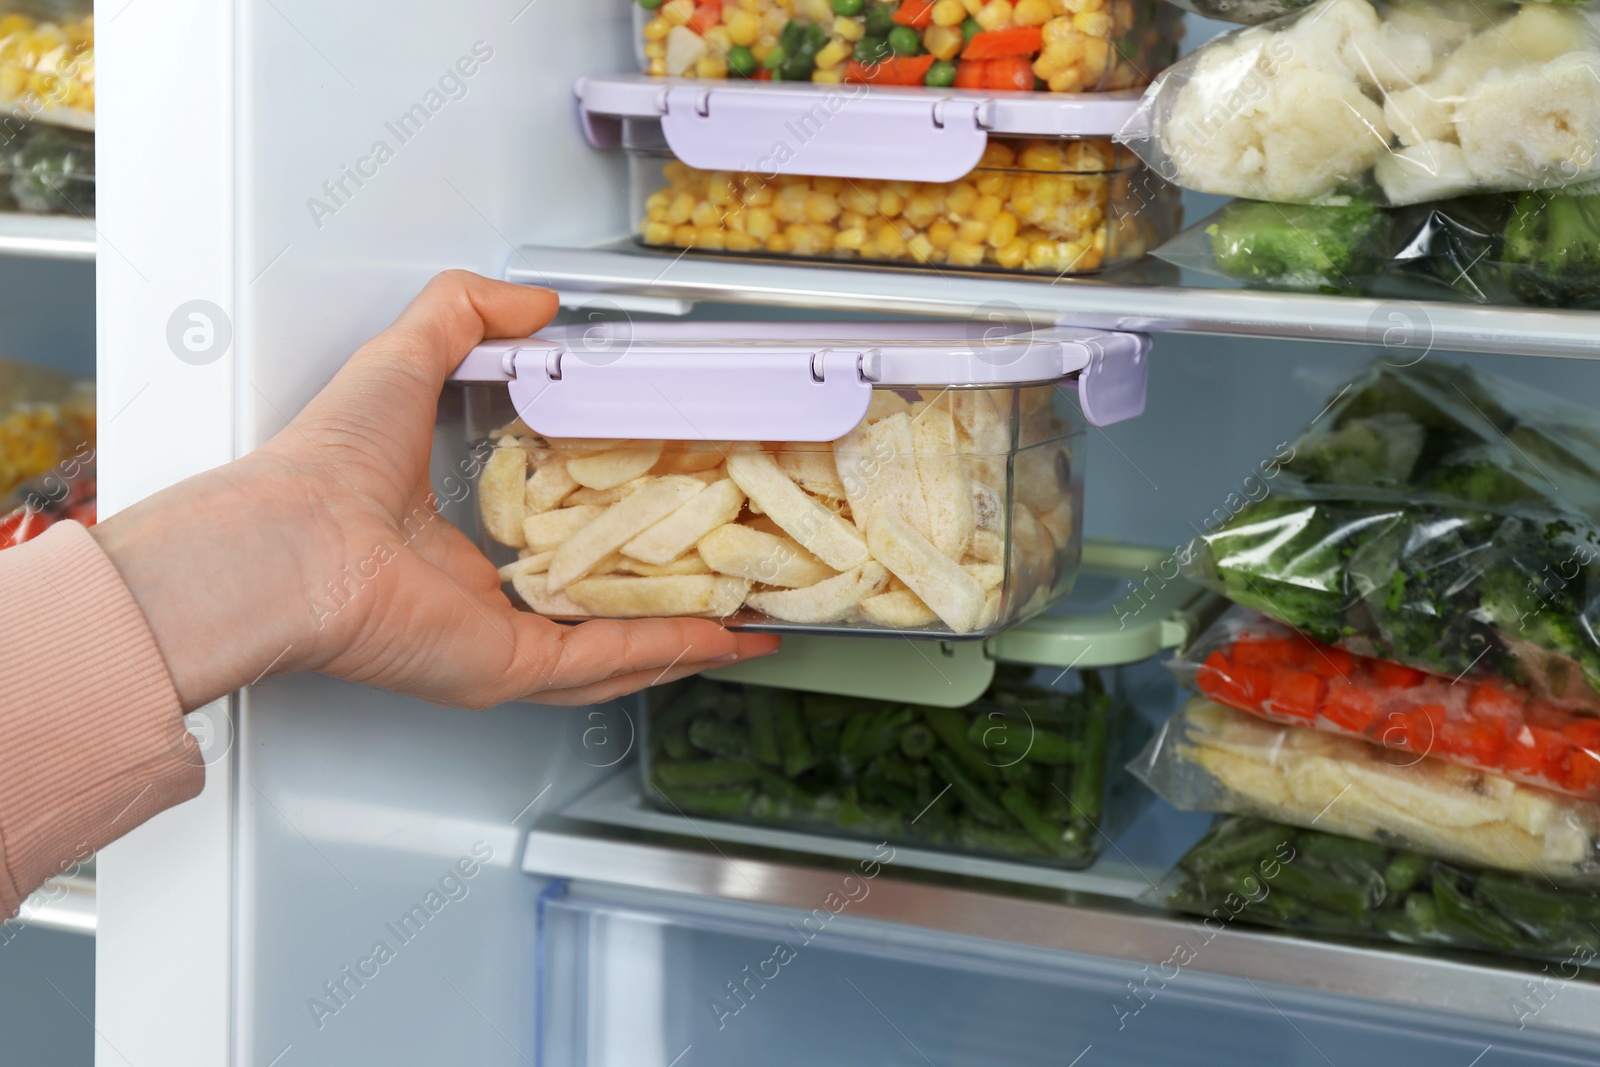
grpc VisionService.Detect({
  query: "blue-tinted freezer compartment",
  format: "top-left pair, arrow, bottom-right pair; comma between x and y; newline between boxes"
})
536,884 -> 1597,1067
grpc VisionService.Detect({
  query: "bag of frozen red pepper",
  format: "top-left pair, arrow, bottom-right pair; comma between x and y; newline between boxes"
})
1173,608 -> 1600,802
0,458 -> 96,550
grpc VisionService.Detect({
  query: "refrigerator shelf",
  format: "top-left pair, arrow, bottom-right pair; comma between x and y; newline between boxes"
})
509,241 -> 1600,360
0,211 -> 94,261
12,873 -> 96,936
561,771 -> 1177,899
521,817 -> 1600,1044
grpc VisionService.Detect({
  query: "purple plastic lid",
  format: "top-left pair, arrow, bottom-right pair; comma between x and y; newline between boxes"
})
448,321 -> 1147,440
575,75 -> 1144,183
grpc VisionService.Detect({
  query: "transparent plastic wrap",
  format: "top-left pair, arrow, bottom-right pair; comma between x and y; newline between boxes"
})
1132,697 -> 1600,884
468,382 -> 1083,637
642,665 -> 1144,869
1176,610 -> 1600,800
0,454 -> 93,549
1115,0 -> 1600,206
0,120 -> 91,214
1153,190 -> 1600,307
1186,359 -> 1600,712
631,130 -> 1180,274
0,357 -> 92,499
0,0 -> 93,125
634,0 -> 1181,92
1163,0 -> 1590,27
1155,814 -> 1600,966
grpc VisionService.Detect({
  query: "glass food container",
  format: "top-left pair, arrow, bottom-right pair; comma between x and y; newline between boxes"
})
452,320 -> 1152,637
578,75 -> 1180,275
639,664 -> 1133,869
632,0 -> 1182,93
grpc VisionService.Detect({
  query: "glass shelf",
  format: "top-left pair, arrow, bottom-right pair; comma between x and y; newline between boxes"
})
0,212 -> 94,261
508,242 -> 1600,360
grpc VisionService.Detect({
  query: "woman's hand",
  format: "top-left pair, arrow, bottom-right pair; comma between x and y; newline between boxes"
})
92,271 -> 778,710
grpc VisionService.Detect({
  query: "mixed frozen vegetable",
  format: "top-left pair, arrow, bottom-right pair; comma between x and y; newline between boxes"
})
645,666 -> 1128,867
1181,613 -> 1600,800
0,459 -> 93,549
475,386 -> 1078,634
1188,360 -> 1600,711
1164,814 -> 1600,963
0,360 -> 91,500
637,0 -> 1179,91
636,139 -> 1178,274
1118,0 -> 1600,205
1135,698 -> 1600,883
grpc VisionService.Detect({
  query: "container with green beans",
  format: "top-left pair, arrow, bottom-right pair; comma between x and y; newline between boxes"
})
641,665 -> 1136,869
1164,815 -> 1600,967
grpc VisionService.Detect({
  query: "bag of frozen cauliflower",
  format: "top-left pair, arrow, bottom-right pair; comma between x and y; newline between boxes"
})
1116,0 -> 1600,205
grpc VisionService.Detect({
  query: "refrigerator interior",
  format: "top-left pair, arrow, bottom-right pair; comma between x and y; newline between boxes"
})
87,1 -> 1600,1066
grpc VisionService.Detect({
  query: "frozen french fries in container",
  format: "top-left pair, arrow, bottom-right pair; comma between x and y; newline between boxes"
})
576,75 -> 1181,275
452,320 -> 1152,637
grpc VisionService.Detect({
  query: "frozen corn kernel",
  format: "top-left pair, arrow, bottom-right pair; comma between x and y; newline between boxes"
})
814,39 -> 850,69
833,15 -> 865,39
637,137 -> 1166,275
1014,0 -> 1053,24
643,16 -> 672,40
663,0 -> 696,25
704,25 -> 734,52
931,0 -> 968,24
976,0 -> 1013,29
726,9 -> 761,44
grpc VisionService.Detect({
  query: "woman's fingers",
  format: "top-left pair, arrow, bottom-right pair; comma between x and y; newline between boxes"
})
524,658 -> 744,707
508,615 -> 778,697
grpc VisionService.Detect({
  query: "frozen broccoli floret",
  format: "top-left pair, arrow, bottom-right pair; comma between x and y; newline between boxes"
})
8,126 -> 94,216
1198,496 -> 1358,641
1502,189 -> 1600,308
1208,200 -> 1392,290
1289,412 -> 1425,487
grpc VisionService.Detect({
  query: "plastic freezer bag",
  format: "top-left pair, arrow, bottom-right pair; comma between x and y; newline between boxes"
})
1157,814 -> 1600,966
1115,0 -> 1600,205
635,0 -> 1181,92
1162,0 -> 1590,27
644,665 -> 1141,869
1186,359 -> 1600,711
1175,610 -> 1600,800
1152,190 -> 1600,306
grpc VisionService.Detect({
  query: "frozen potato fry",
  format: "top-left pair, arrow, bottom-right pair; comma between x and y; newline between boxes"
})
622,478 -> 746,565
971,483 -> 1003,531
498,551 -> 553,582
725,451 -> 869,572
548,477 -> 707,591
567,441 -> 665,490
523,505 -> 606,553
1036,498 -> 1076,551
912,396 -> 975,560
745,514 -> 786,538
976,588 -> 1002,631
867,390 -> 914,422
656,447 -> 727,473
490,416 -> 533,440
524,460 -> 578,514
953,390 -> 1004,440
969,529 -> 1004,564
856,413 -> 930,538
866,512 -> 985,633
511,572 -> 591,618
776,447 -> 847,501
1016,441 -> 1072,515
747,563 -> 889,624
479,438 -> 529,548
859,589 -> 939,629
616,553 -> 712,577
567,478 -> 648,507
565,575 -> 751,618
963,561 -> 1005,592
698,523 -> 837,588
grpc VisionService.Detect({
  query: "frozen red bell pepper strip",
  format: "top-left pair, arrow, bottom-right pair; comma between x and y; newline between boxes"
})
1192,620 -> 1600,800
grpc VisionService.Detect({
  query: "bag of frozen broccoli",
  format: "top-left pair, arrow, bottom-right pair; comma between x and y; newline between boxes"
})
1184,359 -> 1600,712
1152,192 -> 1600,307
1116,0 -> 1600,206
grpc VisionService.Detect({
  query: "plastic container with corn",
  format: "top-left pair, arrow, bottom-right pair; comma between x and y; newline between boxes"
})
636,0 -> 1181,94
630,130 -> 1178,274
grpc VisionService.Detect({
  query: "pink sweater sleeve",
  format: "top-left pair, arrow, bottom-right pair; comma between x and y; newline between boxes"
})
0,521 -> 203,917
